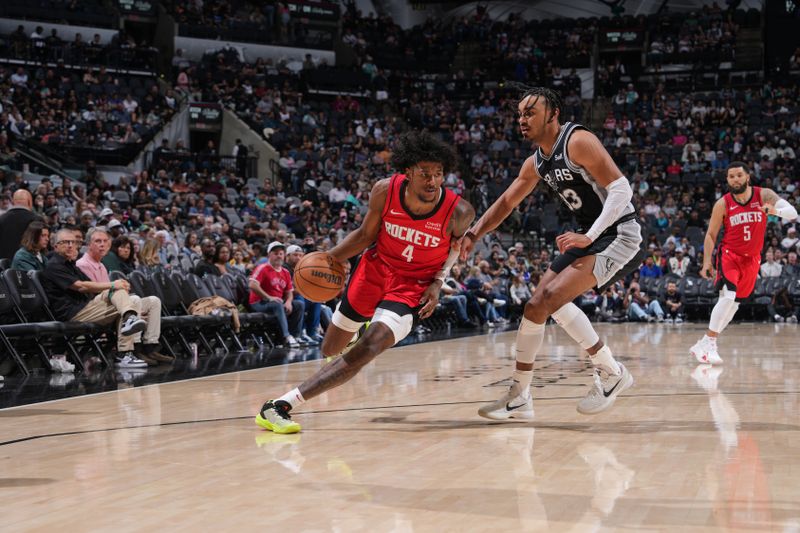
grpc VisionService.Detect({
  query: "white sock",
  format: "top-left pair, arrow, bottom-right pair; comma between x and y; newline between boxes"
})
513,318 -> 545,395
552,302 -> 600,351
278,387 -> 305,409
589,345 -> 621,375
513,369 -> 533,398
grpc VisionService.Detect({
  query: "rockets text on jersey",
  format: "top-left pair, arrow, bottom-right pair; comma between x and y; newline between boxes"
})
376,173 -> 461,281
721,186 -> 767,257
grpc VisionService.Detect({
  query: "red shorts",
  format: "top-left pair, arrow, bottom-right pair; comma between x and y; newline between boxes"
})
716,248 -> 761,299
340,248 -> 428,321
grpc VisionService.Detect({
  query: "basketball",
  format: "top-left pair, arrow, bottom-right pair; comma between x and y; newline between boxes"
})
293,252 -> 346,303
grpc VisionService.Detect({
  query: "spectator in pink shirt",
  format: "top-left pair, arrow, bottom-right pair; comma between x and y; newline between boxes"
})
76,228 -> 170,365
77,229 -> 111,283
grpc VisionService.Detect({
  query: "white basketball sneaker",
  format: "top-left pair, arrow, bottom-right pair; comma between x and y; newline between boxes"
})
690,336 -> 723,365
478,382 -> 534,421
577,363 -> 633,415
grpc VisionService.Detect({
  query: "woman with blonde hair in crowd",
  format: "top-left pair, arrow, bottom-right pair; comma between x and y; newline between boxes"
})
510,273 -> 533,306
138,238 -> 162,272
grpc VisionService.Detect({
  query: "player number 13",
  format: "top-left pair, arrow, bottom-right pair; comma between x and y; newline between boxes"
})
401,244 -> 414,262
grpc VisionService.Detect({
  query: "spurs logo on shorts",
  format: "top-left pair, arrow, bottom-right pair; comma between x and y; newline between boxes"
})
603,257 -> 616,276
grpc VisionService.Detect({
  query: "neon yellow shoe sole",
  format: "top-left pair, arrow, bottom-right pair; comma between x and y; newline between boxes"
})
255,412 -> 301,434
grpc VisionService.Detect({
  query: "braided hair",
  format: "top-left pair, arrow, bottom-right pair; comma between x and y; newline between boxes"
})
512,83 -> 562,124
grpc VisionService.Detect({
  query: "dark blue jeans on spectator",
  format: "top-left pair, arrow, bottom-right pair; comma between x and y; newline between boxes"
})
441,294 -> 470,322
319,304 -> 334,330
295,294 -> 321,336
251,298 -> 305,339
307,302 -> 321,335
462,291 -> 486,323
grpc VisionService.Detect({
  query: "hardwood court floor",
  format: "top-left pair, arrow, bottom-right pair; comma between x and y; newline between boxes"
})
1,323 -> 799,532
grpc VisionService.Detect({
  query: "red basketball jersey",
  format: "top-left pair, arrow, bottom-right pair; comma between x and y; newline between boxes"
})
720,186 -> 767,257
376,173 -> 460,281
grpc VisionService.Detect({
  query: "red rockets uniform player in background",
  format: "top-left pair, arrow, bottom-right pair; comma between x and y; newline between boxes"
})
690,161 -> 797,364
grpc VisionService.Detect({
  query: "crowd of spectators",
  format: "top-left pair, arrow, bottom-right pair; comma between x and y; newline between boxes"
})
646,4 -> 740,66
1,3 -> 800,376
0,26 -> 158,71
170,0 -> 335,48
0,64 -> 176,151
340,4 -> 591,82
599,79 -> 800,267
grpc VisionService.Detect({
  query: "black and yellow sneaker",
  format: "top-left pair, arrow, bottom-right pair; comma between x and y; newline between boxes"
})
255,400 -> 301,434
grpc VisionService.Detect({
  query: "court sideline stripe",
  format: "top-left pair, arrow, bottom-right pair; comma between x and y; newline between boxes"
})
1,389 -> 797,448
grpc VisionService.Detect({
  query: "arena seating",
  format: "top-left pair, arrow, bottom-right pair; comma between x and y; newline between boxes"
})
1,4 -> 799,376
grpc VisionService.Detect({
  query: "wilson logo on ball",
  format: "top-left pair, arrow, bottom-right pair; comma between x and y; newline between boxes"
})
311,269 -> 343,285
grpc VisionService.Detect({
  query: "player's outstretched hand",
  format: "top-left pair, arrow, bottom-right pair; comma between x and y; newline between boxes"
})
418,282 -> 441,319
556,232 -> 591,253
459,233 -> 475,261
700,265 -> 715,280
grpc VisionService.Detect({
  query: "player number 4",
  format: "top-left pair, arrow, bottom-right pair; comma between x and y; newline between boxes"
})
744,226 -> 751,241
402,244 -> 414,262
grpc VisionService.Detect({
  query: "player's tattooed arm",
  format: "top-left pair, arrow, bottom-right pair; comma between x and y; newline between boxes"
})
432,200 -> 475,281
761,187 -> 780,208
421,200 -> 476,319
701,198 -> 726,279
449,199 -> 477,241
328,178 -> 390,265
760,188 -> 799,220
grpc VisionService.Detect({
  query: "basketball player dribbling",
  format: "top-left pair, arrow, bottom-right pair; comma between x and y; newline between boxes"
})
461,86 -> 644,419
255,131 -> 475,433
690,162 -> 797,364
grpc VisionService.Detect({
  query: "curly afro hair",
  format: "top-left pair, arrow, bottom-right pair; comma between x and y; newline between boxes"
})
390,131 -> 458,174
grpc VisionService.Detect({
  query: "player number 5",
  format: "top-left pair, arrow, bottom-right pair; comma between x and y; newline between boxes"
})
743,226 -> 751,241
402,244 -> 414,262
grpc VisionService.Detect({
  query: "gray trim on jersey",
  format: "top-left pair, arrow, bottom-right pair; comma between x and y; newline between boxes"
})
561,122 -> 635,220
592,218 -> 643,287
537,123 -> 570,161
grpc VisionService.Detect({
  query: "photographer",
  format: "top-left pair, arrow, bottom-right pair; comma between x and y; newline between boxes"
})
595,284 -> 624,322
624,281 -> 665,322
